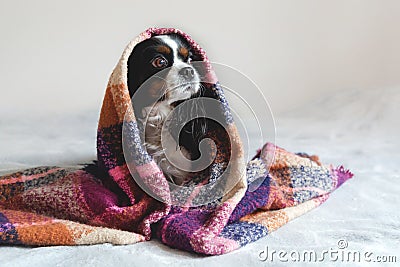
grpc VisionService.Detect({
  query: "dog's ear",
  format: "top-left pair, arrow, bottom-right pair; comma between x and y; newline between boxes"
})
128,38 -> 155,97
127,45 -> 142,98
190,51 -> 202,62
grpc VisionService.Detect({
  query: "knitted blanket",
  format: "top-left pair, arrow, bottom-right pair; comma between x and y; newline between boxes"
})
0,28 -> 353,255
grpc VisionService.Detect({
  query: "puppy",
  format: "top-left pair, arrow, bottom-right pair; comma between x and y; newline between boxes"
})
127,34 -> 206,185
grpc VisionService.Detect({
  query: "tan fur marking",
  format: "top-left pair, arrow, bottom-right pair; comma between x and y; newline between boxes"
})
179,47 -> 189,58
156,45 -> 171,54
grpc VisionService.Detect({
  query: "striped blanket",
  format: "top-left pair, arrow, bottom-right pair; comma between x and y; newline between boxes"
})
0,28 -> 352,255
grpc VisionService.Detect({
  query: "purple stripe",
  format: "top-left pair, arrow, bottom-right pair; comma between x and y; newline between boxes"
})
158,209 -> 212,252
0,212 -> 21,244
228,174 -> 270,223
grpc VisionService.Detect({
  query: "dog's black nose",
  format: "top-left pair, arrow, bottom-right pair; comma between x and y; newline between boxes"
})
179,67 -> 195,79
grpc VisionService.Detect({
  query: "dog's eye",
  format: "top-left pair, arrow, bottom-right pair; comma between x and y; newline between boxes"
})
152,57 -> 168,68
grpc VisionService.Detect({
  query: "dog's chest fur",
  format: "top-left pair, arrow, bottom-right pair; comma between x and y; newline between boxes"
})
139,100 -> 191,185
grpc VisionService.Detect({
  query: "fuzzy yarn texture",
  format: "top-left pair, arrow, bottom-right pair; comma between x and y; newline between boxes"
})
0,28 -> 353,255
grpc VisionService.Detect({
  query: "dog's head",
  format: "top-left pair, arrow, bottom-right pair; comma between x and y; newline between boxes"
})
127,33 -> 201,108
127,33 -> 217,162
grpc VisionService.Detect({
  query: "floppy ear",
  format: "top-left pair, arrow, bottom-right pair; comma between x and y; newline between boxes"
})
190,51 -> 202,62
127,45 -> 142,98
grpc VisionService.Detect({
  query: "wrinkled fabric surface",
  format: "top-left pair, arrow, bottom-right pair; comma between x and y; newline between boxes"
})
0,28 -> 352,255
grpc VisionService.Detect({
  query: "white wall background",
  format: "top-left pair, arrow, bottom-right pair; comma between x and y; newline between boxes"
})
0,0 -> 399,115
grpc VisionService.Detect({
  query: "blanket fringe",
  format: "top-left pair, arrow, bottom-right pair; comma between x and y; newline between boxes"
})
334,165 -> 354,187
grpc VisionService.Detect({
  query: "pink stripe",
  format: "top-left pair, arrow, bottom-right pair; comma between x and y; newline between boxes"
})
135,161 -> 161,177
109,164 -> 133,182
329,164 -> 339,188
134,162 -> 171,203
181,179 -> 209,210
12,220 -> 58,227
0,168 -> 63,185
312,194 -> 330,205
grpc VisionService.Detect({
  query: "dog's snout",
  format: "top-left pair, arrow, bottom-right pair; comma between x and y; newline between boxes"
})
179,67 -> 195,79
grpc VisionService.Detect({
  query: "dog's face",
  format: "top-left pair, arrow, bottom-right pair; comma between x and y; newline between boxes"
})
127,33 -> 211,172
127,33 -> 201,107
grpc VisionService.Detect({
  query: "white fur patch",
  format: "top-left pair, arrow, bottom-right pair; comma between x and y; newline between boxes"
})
141,35 -> 202,184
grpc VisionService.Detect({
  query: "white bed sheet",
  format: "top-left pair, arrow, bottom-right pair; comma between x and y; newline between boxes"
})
1,88 -> 399,267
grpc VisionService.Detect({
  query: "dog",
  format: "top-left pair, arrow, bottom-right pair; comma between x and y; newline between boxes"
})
127,33 -> 208,185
